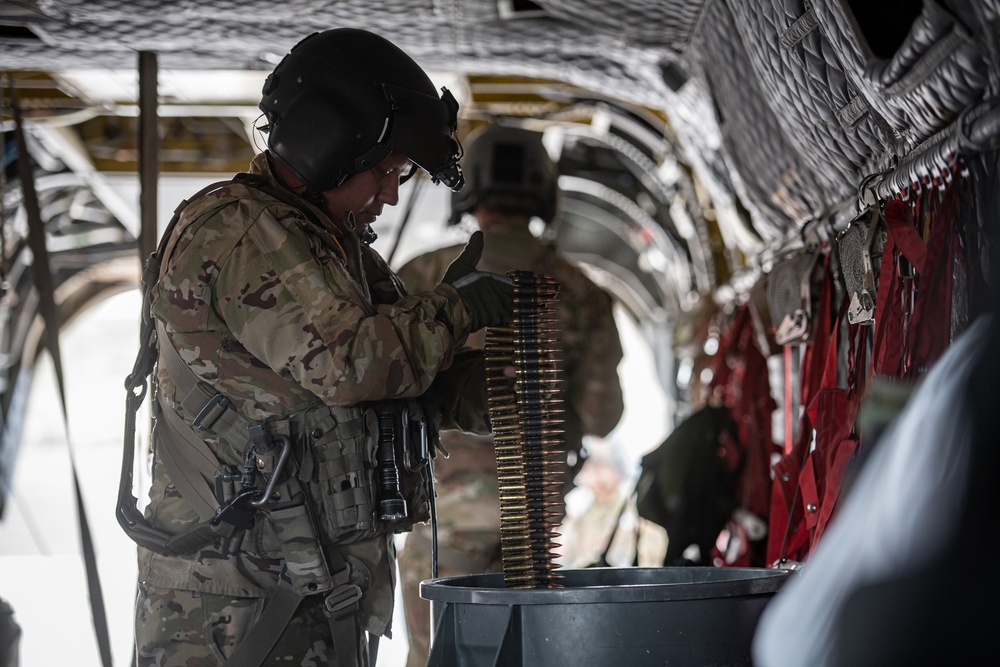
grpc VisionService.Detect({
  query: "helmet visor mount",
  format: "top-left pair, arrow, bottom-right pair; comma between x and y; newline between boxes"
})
364,84 -> 464,192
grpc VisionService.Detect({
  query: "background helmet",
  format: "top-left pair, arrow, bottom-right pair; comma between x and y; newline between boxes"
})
450,124 -> 559,225
259,28 -> 464,192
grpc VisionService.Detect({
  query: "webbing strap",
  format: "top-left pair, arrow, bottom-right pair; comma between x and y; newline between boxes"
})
117,178 -> 237,555
328,611 -> 362,667
221,559 -> 366,667
117,390 -> 236,554
155,319 -> 253,447
117,324 -> 239,555
323,549 -> 364,667
223,574 -> 304,667
156,393 -> 228,516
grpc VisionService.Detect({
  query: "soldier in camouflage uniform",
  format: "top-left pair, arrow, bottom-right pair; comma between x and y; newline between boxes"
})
395,125 -> 625,666
124,29 -> 516,667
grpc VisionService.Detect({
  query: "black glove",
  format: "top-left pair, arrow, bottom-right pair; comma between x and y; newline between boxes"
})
441,231 -> 514,330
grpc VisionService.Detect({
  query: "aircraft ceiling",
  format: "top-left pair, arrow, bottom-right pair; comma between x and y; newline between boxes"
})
0,0 -> 997,335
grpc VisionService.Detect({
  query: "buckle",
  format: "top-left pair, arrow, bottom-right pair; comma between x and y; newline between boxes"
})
323,583 -> 363,620
193,392 -> 231,430
210,488 -> 259,530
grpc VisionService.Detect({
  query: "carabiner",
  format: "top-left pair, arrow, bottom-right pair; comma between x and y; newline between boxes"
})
249,434 -> 293,509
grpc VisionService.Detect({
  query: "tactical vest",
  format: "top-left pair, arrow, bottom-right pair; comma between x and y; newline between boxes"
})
117,174 -> 437,667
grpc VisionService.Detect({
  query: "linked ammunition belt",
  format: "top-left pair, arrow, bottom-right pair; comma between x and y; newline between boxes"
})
485,271 -> 564,589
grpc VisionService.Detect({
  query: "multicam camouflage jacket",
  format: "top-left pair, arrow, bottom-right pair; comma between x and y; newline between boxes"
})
396,223 -> 626,525
140,152 -> 488,636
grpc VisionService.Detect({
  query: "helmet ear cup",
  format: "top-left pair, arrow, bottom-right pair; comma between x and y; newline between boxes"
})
268,91 -> 385,188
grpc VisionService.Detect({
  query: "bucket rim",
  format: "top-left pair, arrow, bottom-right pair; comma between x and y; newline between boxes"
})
420,566 -> 791,606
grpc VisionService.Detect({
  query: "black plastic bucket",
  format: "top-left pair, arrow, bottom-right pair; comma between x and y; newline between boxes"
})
420,566 -> 790,666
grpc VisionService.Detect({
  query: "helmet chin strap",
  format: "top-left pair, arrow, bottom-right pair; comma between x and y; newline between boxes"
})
339,210 -> 378,246
301,189 -> 325,208
336,209 -> 379,246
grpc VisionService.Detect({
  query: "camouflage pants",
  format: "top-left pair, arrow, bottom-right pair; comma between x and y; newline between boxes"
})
134,583 -> 371,666
397,524 -> 503,667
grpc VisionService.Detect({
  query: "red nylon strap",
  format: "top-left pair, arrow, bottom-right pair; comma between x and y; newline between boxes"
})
851,322 -> 869,398
784,517 -> 811,561
784,345 -> 794,455
806,295 -> 847,426
815,438 -> 859,543
767,259 -> 839,565
766,427 -> 811,565
799,455 -> 820,531
819,318 -> 839,390
907,185 -> 960,373
801,257 -> 835,426
801,342 -> 861,556
872,232 -> 903,378
765,474 -> 792,564
883,199 -> 928,274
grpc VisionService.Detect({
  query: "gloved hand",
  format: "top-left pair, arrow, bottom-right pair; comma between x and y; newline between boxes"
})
441,231 -> 514,330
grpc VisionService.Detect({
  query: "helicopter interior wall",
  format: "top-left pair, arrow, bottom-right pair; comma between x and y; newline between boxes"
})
0,0 -> 998,664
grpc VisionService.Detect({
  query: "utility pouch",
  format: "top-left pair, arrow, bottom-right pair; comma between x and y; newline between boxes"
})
305,404 -> 380,545
303,400 -> 436,544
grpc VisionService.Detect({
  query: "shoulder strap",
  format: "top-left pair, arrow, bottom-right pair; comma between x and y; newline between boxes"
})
155,318 -> 255,446
118,179 -> 242,554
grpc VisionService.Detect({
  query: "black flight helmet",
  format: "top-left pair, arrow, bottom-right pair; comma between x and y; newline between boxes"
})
259,28 -> 464,193
450,124 -> 558,225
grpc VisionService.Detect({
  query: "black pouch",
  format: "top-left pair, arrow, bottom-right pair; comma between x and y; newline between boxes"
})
636,405 -> 741,565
